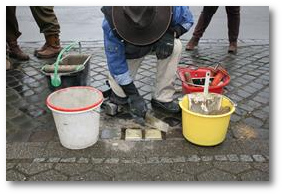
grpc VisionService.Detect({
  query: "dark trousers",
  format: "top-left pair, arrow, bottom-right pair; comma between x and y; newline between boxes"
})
6,6 -> 60,42
192,6 -> 240,43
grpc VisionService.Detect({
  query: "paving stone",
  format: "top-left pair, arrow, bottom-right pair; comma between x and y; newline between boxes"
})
232,123 -> 258,139
226,154 -> 239,162
236,89 -> 252,98
9,114 -> 31,126
241,85 -> 258,94
69,170 -> 112,181
6,142 -> 47,159
146,157 -> 160,164
246,100 -> 262,109
242,74 -> 256,81
33,158 -> 46,163
252,155 -> 266,162
213,161 -> 252,174
240,170 -> 269,181
257,91 -> 269,99
238,103 -> 254,112
243,117 -> 264,128
6,105 -> 21,119
60,157 -> 76,163
249,82 -> 265,90
197,168 -> 238,181
171,156 -> 186,163
201,156 -> 213,162
46,157 -> 61,163
214,155 -> 228,161
230,114 -> 241,122
227,94 -> 244,102
253,96 -> 269,104
21,89 -> 35,97
28,170 -> 68,181
239,155 -> 253,162
234,77 -> 249,84
16,163 -> 53,175
252,163 -> 269,173
120,159 -> 133,164
6,163 -> 17,169
104,158 -> 119,164
248,71 -> 261,77
77,157 -> 89,163
159,157 -> 173,163
23,105 -> 47,118
187,155 -> 201,162
237,140 -> 269,156
55,163 -> 93,176
154,171 -> 195,181
28,131 -> 55,142
262,106 -> 269,113
131,158 -> 146,164
125,129 -> 142,141
6,170 -> 27,181
91,158 -> 104,164
145,129 -> 162,140
252,110 -> 269,119
114,169 -> 151,181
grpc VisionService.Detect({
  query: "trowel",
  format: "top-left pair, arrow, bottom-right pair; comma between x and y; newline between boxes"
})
188,71 -> 222,115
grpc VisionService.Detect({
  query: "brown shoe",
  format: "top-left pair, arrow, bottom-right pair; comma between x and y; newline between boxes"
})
186,37 -> 199,51
228,42 -> 237,54
34,42 -> 48,56
36,35 -> 62,59
7,40 -> 30,61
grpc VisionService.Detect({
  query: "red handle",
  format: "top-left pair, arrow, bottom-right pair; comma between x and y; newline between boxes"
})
211,71 -> 224,86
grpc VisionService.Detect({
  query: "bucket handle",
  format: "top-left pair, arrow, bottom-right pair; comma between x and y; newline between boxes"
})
51,41 -> 81,87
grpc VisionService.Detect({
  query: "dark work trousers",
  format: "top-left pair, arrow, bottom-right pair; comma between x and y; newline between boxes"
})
6,6 -> 60,42
192,6 -> 240,43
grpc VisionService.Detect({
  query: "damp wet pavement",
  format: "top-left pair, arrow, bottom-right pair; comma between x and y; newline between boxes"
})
6,39 -> 269,181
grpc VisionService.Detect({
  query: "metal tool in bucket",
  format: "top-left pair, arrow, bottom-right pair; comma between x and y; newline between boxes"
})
41,42 -> 91,90
187,71 -> 223,115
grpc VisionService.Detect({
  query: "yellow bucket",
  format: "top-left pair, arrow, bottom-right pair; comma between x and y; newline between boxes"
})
179,94 -> 236,146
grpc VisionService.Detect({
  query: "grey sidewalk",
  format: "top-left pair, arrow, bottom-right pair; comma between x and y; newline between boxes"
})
6,39 -> 269,181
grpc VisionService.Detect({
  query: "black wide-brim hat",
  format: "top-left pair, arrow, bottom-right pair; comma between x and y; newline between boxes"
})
112,6 -> 172,46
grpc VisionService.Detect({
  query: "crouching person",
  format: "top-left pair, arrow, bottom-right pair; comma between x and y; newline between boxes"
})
101,6 -> 193,118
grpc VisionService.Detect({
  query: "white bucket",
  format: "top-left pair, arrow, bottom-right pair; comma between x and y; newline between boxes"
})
46,86 -> 103,149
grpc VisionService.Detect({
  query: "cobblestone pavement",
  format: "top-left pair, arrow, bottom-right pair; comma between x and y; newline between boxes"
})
6,39 -> 269,181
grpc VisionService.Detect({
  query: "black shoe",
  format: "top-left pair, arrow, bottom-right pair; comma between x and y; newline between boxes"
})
109,91 -> 128,105
151,99 -> 181,113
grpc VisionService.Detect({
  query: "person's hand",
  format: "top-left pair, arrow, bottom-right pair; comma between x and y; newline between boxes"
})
120,82 -> 148,118
155,32 -> 174,60
168,24 -> 188,39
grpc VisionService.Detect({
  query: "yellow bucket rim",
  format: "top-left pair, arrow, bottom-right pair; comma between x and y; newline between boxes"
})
179,94 -> 236,118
